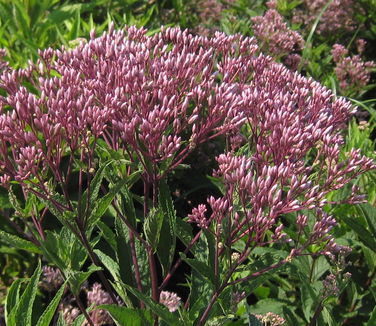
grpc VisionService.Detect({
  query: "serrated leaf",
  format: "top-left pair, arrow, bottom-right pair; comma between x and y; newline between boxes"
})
97,221 -> 117,252
181,254 -> 214,284
157,180 -> 177,276
123,285 -> 181,325
88,177 -> 128,227
282,306 -> 301,325
342,216 -> 376,250
67,265 -> 101,295
79,162 -> 108,220
98,305 -> 152,326
5,278 -> 24,323
36,280 -> 67,326
71,314 -> 86,326
7,261 -> 42,326
144,207 -> 163,251
119,186 -> 137,228
94,249 -> 132,306
300,281 -> 316,322
356,203 -> 376,238
176,217 -> 194,247
0,230 -> 41,254
322,307 -> 336,326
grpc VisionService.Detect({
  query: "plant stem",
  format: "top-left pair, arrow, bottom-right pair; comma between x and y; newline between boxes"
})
77,226 -> 119,305
129,231 -> 145,308
74,293 -> 95,326
159,230 -> 202,291
144,176 -> 159,326
309,256 -> 317,282
307,300 -> 324,326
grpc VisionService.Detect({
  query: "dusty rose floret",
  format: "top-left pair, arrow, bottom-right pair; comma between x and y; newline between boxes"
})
293,0 -> 360,34
0,25 -> 258,195
189,58 -> 375,257
85,283 -> 114,326
252,8 -> 304,58
255,312 -> 285,325
41,266 -> 64,291
159,291 -> 181,312
331,43 -> 375,93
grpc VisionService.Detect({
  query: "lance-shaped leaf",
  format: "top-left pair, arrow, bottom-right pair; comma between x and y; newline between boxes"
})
36,280 -> 67,326
97,305 -> 153,326
144,207 -> 163,251
6,261 -> 42,326
157,180 -> 177,276
0,230 -> 41,254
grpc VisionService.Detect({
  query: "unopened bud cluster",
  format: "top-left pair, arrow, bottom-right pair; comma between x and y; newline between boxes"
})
0,25 -> 374,274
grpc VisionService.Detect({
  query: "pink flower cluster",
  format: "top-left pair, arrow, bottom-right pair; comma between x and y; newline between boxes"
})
0,25 -> 374,265
331,42 -> 375,93
292,0 -> 359,35
41,265 -> 64,291
189,58 -> 375,257
251,6 -> 304,65
85,283 -> 114,326
0,25 -> 256,192
159,291 -> 181,312
256,312 -> 285,326
193,0 -> 236,36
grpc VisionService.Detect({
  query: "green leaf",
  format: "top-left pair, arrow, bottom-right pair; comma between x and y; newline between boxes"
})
71,314 -> 86,326
67,265 -> 101,295
144,207 -> 163,251
79,162 -> 108,220
367,304 -> 376,326
36,281 -> 67,326
181,254 -> 214,285
98,221 -> 117,252
123,285 -> 181,325
114,217 -> 145,304
322,307 -> 336,326
88,177 -> 129,227
94,249 -> 132,306
5,278 -> 24,323
40,227 -> 87,273
7,261 -> 42,326
248,314 -> 263,326
282,306 -> 301,326
0,230 -> 41,254
157,180 -> 177,276
356,203 -> 376,238
176,217 -> 194,247
98,305 -> 152,326
300,281 -> 317,322
342,216 -> 376,251
248,298 -> 288,316
119,186 -> 137,228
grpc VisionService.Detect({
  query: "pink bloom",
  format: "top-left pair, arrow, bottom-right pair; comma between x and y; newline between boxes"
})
159,291 -> 181,312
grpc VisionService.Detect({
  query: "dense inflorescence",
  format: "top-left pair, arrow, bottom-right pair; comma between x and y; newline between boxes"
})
0,24 -> 374,293
331,42 -> 376,93
292,0 -> 360,35
252,6 -> 304,60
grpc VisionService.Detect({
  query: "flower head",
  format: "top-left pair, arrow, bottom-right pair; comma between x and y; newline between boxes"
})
159,291 -> 181,312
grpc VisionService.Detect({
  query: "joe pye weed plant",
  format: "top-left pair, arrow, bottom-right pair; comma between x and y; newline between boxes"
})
0,23 -> 374,325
